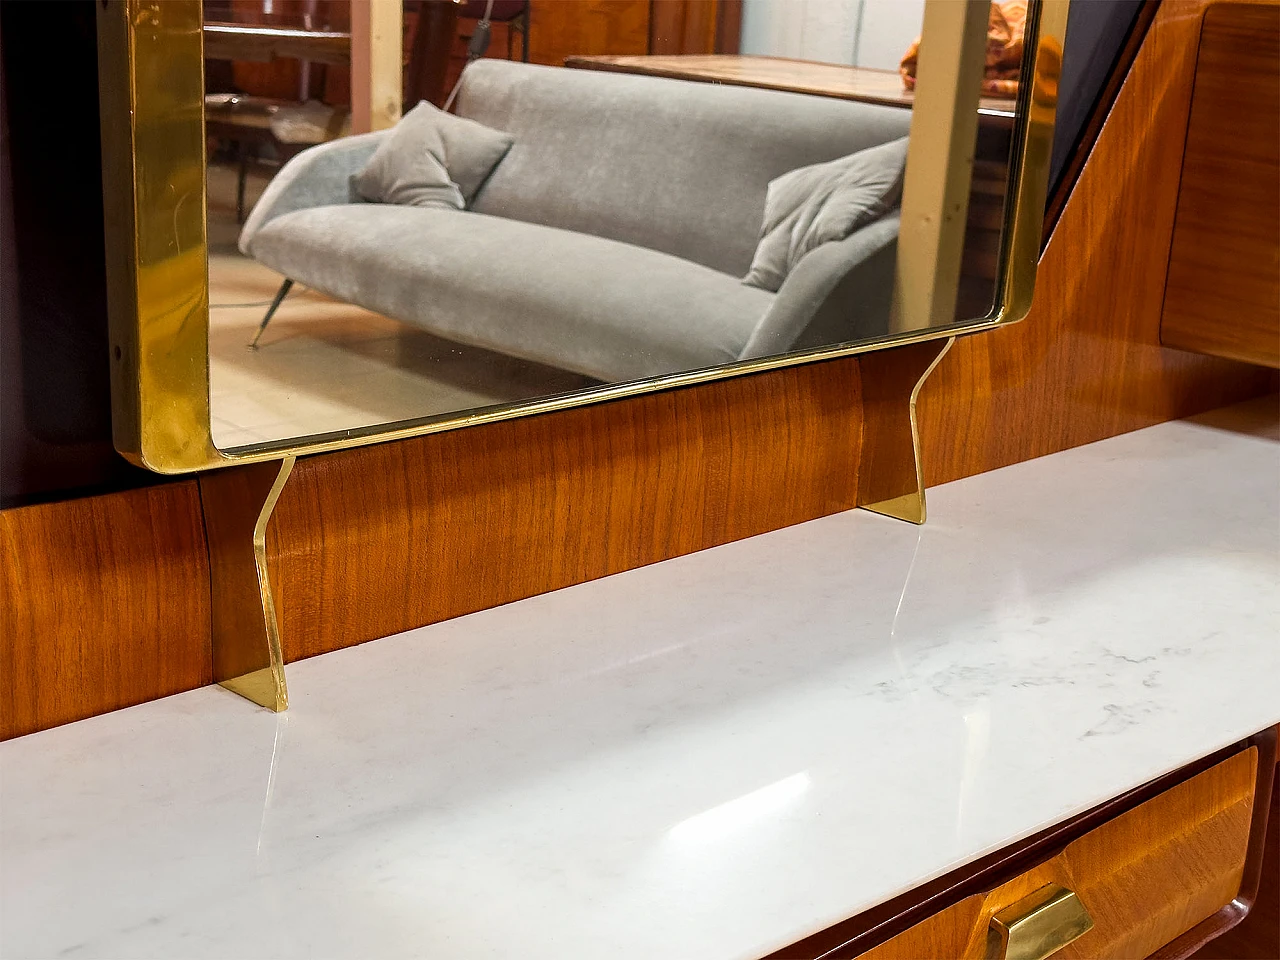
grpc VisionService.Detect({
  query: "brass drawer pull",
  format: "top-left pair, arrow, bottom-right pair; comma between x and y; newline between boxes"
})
986,883 -> 1094,960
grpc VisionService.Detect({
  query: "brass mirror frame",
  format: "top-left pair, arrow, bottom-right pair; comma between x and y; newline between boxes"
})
96,0 -> 1067,474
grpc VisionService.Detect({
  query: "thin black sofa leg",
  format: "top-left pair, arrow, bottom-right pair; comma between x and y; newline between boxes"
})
250,278 -> 294,349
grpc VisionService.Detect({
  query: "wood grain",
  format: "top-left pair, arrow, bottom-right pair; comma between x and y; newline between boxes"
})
564,54 -> 1018,114
527,0 -> 651,67
861,748 -> 1257,960
1161,2 -> 1280,369
202,23 -> 352,66
1192,759 -> 1280,960
199,460 -> 288,687
648,0 -> 719,56
267,360 -> 862,663
0,483 -> 211,740
916,0 -> 1279,487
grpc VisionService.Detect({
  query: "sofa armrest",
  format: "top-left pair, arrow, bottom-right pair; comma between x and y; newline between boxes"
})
738,214 -> 900,360
237,131 -> 387,256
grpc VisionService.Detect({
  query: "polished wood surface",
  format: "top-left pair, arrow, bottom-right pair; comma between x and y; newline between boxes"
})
527,0 -> 651,67
1192,760 -> 1280,960
859,749 -> 1257,959
648,0 -> 739,55
1161,2 -> 1280,369
565,54 -> 1017,115
772,732 -> 1279,959
916,0 -> 1279,487
7,0 -> 1280,739
267,360 -> 862,663
0,483 -> 211,741
563,53 -> 918,105
203,22 -> 351,65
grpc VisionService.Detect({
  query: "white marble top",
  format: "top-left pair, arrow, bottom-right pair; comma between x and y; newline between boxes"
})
3,399 -> 1278,960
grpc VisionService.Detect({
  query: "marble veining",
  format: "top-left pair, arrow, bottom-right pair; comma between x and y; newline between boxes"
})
1,399 -> 1277,960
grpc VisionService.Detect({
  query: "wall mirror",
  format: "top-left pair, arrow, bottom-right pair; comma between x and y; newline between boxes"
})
97,0 -> 1065,473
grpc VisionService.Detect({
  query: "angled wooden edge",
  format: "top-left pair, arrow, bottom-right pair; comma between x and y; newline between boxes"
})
197,456 -> 295,711
857,337 -> 956,524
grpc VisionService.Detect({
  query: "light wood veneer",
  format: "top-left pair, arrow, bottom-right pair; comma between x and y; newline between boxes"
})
0,483 -> 211,740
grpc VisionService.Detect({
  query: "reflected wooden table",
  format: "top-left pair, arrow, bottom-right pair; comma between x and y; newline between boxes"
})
203,22 -> 352,65
564,54 -> 1017,120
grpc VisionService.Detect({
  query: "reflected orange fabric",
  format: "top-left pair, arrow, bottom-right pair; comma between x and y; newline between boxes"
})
899,1 -> 1027,97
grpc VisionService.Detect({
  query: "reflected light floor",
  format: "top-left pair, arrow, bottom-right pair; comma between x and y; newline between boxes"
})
207,161 -> 595,450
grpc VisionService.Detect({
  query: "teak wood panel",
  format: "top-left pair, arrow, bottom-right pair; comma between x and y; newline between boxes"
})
267,360 -> 862,663
527,0 -> 651,67
1192,759 -> 1280,960
0,482 -> 211,740
861,748 -> 1257,960
1161,2 -> 1280,369
915,0 -> 1279,486
564,54 -> 1018,114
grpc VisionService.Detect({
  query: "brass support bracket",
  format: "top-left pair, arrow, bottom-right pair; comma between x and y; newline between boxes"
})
857,337 -> 954,524
198,456 -> 296,710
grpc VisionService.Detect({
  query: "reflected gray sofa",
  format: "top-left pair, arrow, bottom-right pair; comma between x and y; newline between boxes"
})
238,60 -> 911,382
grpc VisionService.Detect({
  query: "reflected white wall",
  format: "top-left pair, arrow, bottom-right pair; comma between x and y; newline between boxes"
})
853,0 -> 926,70
740,0 -> 925,70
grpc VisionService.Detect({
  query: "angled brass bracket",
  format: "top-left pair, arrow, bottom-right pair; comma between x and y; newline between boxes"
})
857,337 -> 954,524
198,456 -> 295,710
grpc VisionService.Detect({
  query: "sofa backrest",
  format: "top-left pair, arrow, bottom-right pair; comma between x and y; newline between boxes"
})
456,61 -> 913,278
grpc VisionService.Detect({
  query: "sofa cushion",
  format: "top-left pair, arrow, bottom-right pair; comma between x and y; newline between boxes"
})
744,137 -> 909,292
352,101 -> 513,209
455,60 -> 913,278
246,205 -> 775,382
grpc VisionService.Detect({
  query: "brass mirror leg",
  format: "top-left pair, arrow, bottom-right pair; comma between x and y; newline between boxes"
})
857,337 -> 954,524
198,456 -> 296,710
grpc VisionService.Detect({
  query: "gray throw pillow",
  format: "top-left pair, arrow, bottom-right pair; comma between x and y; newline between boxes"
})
743,137 -> 909,292
352,101 -> 514,209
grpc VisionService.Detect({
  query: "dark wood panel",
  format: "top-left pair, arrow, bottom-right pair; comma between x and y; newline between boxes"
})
916,0 -> 1279,487
7,0 -> 1280,741
648,0 -> 718,56
1161,2 -> 1280,369
267,360 -> 862,663
527,0 -> 651,67
0,483 -> 212,740
564,54 -> 1017,114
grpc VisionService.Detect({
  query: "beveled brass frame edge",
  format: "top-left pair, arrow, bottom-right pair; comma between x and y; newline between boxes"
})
97,0 -> 1066,475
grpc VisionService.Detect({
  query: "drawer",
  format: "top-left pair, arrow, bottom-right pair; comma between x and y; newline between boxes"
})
862,748 -> 1258,960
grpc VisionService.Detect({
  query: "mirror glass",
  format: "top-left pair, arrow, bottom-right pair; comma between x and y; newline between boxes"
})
202,0 -> 1028,451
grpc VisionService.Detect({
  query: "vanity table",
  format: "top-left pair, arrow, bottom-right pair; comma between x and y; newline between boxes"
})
3,397 -> 1275,959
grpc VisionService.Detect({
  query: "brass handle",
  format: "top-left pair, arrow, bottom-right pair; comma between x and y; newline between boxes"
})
985,883 -> 1094,960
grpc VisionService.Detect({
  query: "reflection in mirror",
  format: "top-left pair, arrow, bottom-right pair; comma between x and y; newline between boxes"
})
203,0 -> 1029,451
